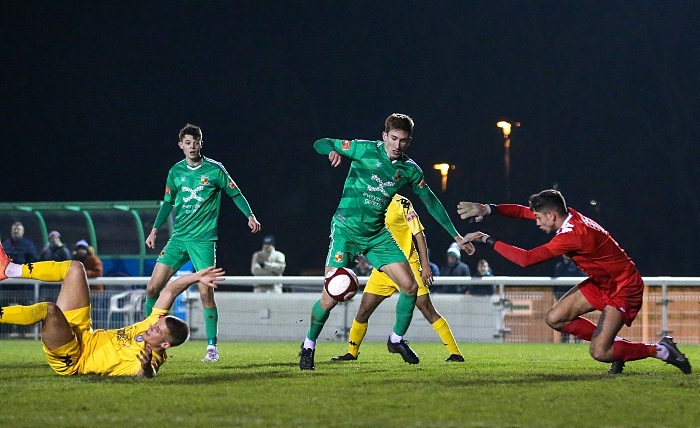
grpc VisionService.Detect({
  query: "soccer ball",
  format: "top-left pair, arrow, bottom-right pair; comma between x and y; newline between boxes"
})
324,267 -> 359,301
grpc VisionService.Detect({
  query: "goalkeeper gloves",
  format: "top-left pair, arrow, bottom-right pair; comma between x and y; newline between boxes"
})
457,202 -> 495,223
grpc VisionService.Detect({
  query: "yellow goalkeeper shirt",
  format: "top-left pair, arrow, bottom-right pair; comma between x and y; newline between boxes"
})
384,194 -> 424,265
77,308 -> 169,376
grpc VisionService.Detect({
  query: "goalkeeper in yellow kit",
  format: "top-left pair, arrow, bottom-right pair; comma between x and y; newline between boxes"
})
332,194 -> 464,362
0,243 -> 224,377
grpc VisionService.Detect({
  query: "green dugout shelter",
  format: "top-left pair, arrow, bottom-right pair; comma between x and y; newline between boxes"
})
0,201 -> 172,276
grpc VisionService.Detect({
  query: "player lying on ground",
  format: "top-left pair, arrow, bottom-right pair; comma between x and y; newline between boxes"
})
459,189 -> 691,374
332,195 -> 464,363
0,243 -> 224,377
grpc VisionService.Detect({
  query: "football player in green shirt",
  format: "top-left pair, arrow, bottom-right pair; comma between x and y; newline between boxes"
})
144,123 -> 261,362
299,113 -> 474,370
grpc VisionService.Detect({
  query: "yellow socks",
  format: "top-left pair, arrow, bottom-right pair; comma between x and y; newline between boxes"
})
432,316 -> 462,356
0,303 -> 49,325
22,261 -> 71,282
347,319 -> 368,357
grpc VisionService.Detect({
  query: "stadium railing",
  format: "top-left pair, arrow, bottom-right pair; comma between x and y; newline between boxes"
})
2,276 -> 699,344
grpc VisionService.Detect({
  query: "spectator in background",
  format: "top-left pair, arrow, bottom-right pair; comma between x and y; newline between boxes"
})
73,240 -> 104,291
427,247 -> 440,278
2,222 -> 39,264
470,259 -> 495,296
250,235 -> 286,293
553,254 -> 586,278
40,230 -> 71,262
434,244 -> 471,294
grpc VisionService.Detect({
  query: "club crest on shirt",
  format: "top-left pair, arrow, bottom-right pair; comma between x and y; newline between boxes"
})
135,335 -> 144,343
342,140 -> 351,150
394,170 -> 403,181
200,176 -> 209,185
334,251 -> 344,262
165,186 -> 171,195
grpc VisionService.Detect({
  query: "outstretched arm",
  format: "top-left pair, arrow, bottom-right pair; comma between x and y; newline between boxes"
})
153,267 -> 226,311
416,189 -> 474,255
457,202 -> 536,222
463,232 -> 567,268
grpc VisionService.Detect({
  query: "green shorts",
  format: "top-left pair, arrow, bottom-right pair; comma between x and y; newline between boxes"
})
157,238 -> 217,271
325,221 -> 407,270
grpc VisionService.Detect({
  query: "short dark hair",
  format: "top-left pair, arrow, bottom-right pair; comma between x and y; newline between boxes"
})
164,315 -> 190,347
528,189 -> 567,217
384,113 -> 414,137
179,123 -> 202,142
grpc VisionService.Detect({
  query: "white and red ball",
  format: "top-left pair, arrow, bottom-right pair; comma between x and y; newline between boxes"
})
324,267 -> 359,301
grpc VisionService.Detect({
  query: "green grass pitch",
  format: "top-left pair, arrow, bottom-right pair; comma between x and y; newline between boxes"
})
0,340 -> 697,427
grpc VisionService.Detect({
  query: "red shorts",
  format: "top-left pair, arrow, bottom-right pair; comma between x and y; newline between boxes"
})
578,277 -> 644,327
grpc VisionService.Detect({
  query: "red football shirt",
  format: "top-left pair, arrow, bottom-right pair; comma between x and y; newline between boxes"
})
493,204 -> 642,293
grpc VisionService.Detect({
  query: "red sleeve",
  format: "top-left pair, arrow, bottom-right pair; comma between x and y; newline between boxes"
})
493,233 -> 582,268
493,242 -> 556,267
497,204 -> 536,220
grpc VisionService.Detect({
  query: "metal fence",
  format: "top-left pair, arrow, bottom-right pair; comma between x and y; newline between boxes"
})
2,276 -> 699,344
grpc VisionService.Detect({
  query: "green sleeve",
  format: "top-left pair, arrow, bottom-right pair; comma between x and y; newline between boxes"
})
232,193 -> 253,218
313,138 -> 337,155
153,201 -> 174,229
417,189 -> 459,238
313,138 -> 368,160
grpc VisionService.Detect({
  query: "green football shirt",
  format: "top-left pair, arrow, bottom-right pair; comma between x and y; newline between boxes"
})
155,157 -> 251,241
314,138 -> 458,238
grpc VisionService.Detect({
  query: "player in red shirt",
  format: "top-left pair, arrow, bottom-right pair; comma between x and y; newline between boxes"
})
458,189 -> 691,374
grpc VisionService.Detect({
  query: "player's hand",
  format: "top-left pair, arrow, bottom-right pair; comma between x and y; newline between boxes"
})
463,232 -> 491,245
137,343 -> 155,378
197,266 -> 226,289
421,264 -> 434,286
145,230 -> 157,249
248,215 -> 261,233
457,202 -> 490,222
454,235 -> 476,255
328,151 -> 342,167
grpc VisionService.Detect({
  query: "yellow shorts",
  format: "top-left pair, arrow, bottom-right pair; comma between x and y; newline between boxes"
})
43,306 -> 92,376
364,259 -> 429,297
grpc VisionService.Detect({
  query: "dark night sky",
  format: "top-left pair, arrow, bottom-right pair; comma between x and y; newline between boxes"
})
2,2 -> 700,277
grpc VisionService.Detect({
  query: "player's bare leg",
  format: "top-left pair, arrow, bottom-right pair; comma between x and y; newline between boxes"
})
355,292 -> 386,323
145,262 -> 176,299
379,262 -> 419,364
0,252 -> 82,352
588,306 -> 625,362
144,262 -> 176,319
55,261 -> 91,312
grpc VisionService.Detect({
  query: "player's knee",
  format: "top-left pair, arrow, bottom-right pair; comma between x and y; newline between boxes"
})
402,281 -> 418,296
588,344 -> 610,362
68,260 -> 85,275
544,309 -> 564,330
355,307 -> 371,323
145,281 -> 163,297
45,302 -> 61,319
